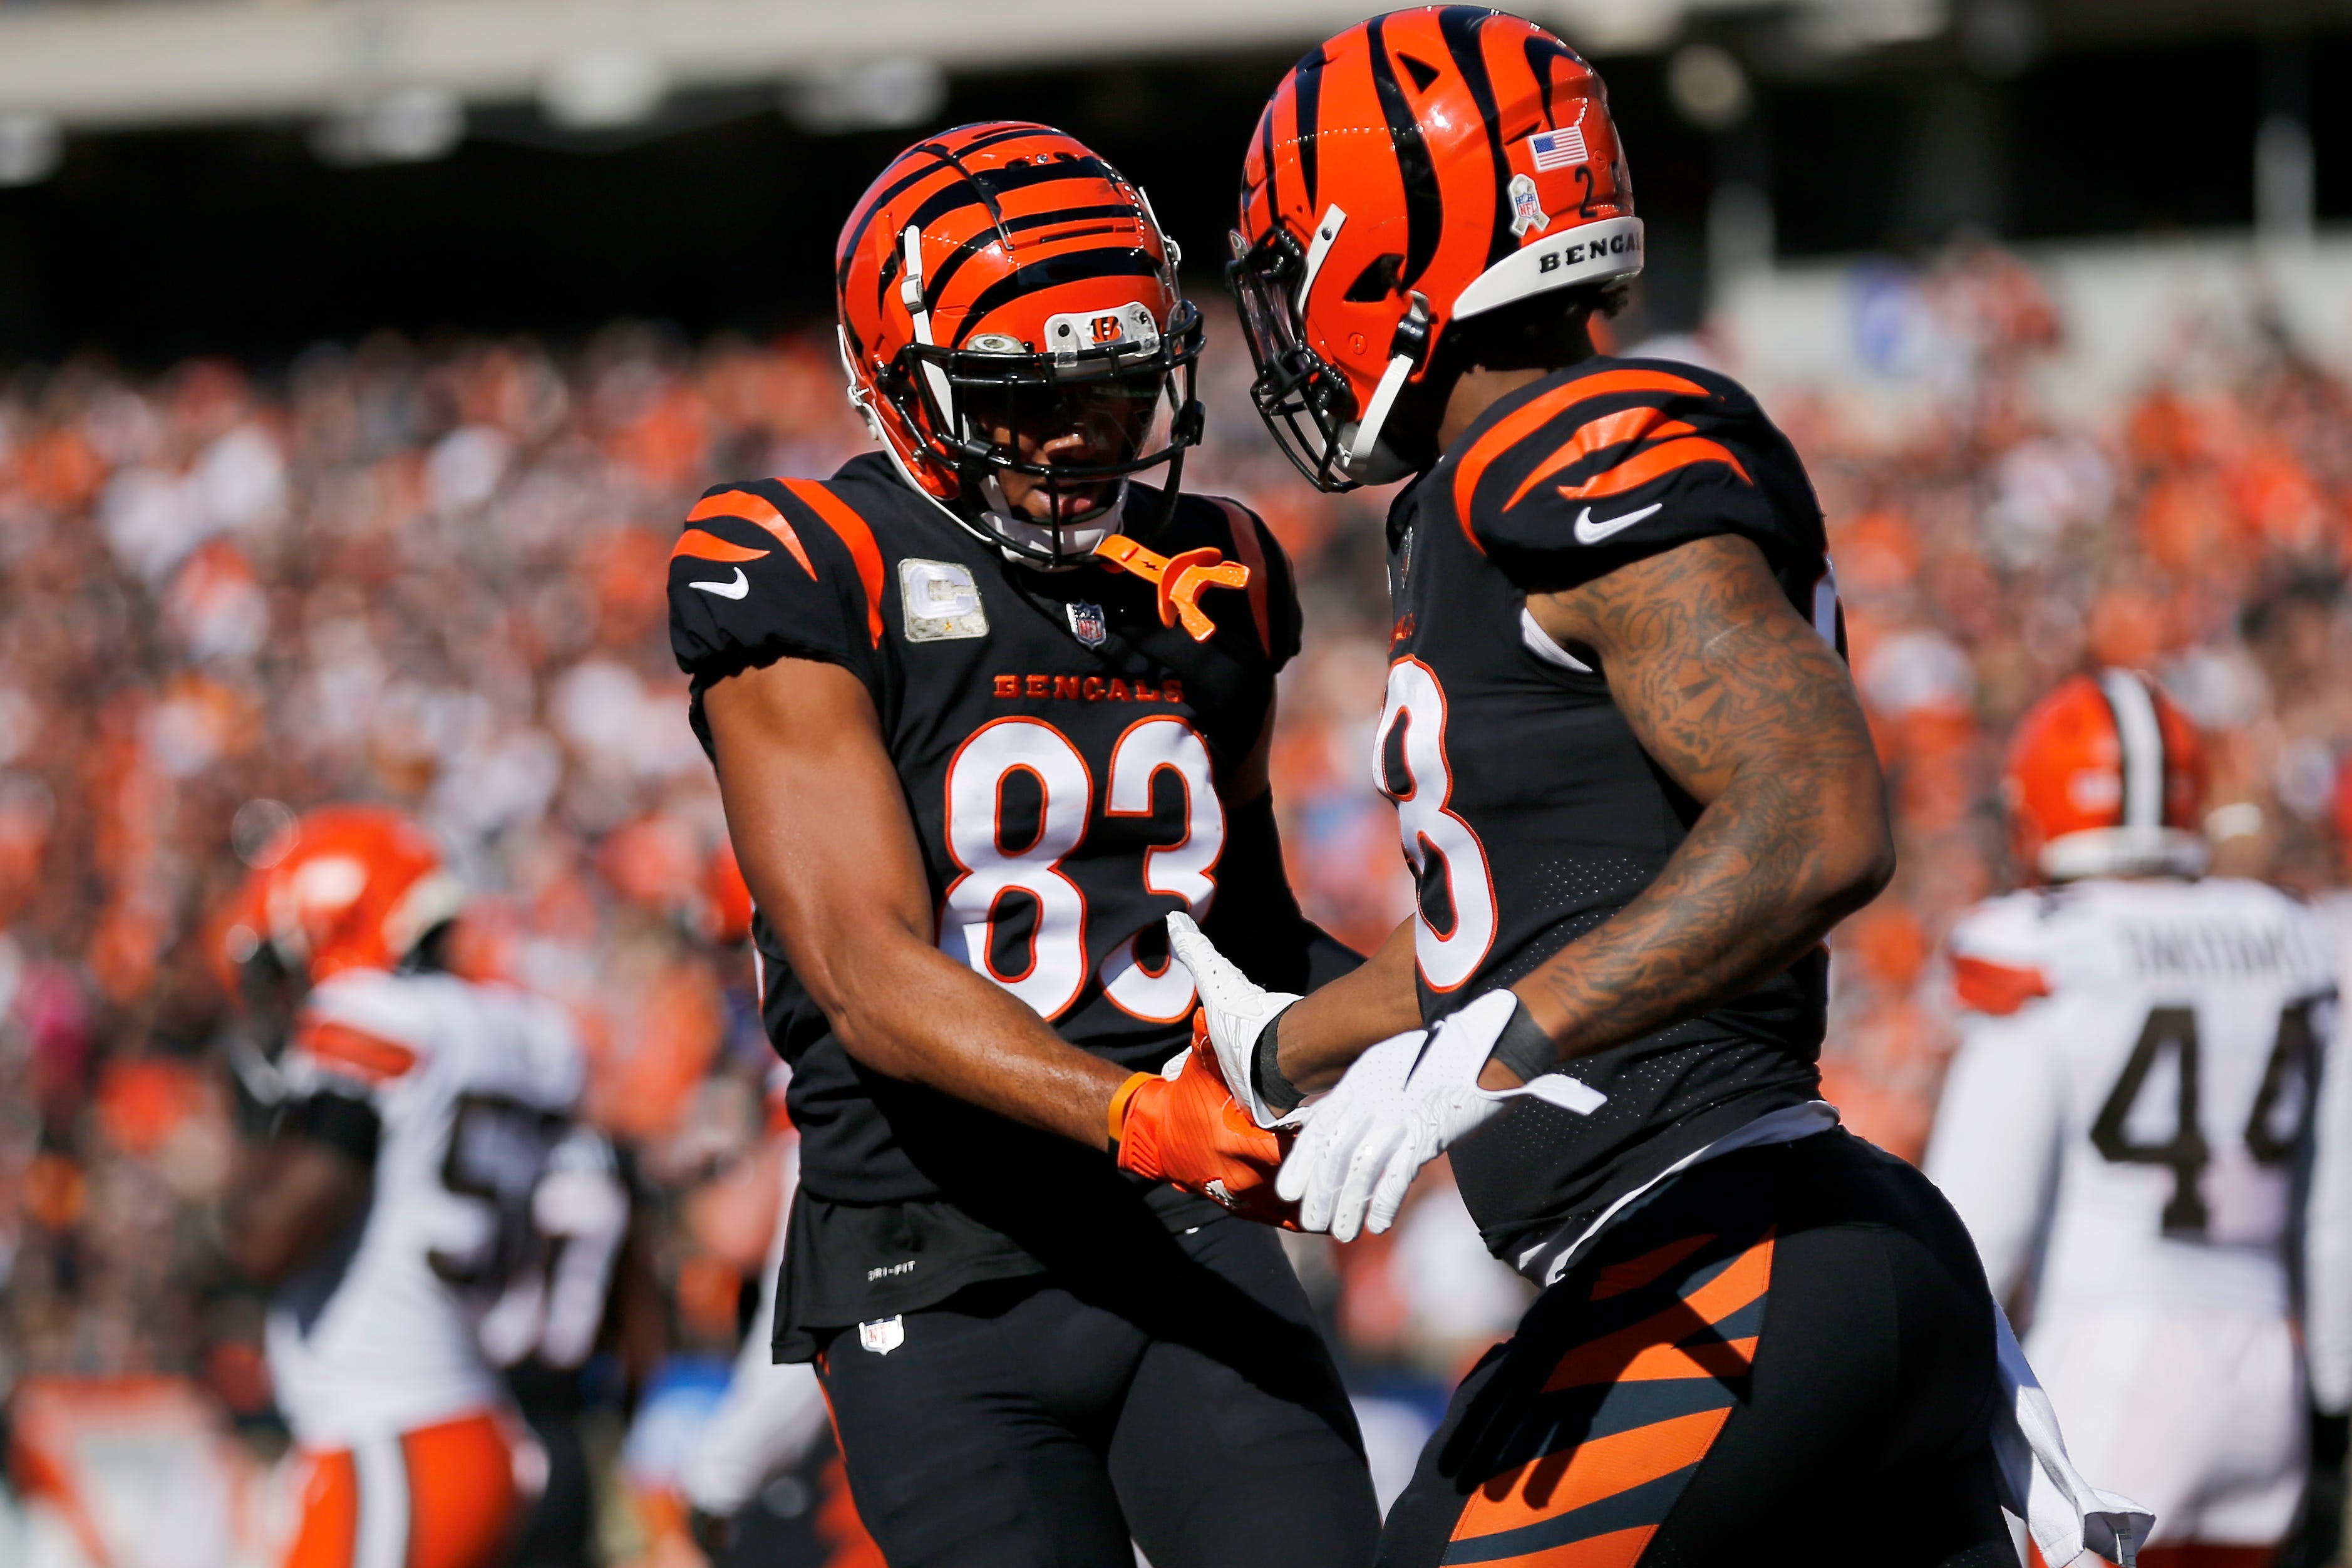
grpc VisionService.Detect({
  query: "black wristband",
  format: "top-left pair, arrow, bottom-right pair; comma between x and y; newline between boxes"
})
1251,1008 -> 1304,1115
1485,996 -> 1557,1083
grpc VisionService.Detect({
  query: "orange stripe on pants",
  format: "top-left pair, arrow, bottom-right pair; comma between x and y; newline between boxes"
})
282,1411 -> 517,1568
284,1450 -> 359,1568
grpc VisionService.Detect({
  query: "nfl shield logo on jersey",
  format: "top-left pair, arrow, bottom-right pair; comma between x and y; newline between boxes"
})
858,1316 -> 904,1355
1068,601 -> 1108,649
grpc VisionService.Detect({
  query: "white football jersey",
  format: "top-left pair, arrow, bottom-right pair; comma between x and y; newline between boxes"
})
266,967 -> 584,1448
1928,877 -> 2338,1320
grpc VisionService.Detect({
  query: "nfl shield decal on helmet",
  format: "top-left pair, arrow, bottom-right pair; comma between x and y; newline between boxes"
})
1509,173 -> 1549,237
1068,601 -> 1108,649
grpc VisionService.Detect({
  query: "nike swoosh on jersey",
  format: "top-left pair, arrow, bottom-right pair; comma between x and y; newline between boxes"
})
691,567 -> 751,599
1571,502 -> 1664,544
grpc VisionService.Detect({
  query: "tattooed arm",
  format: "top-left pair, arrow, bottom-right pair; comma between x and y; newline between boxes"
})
1493,532 -> 1892,1085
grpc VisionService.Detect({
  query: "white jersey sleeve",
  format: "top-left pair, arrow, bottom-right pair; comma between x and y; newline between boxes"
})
1925,894 -> 2068,1299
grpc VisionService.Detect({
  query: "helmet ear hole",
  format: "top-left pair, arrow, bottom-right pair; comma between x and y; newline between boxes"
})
1344,255 -> 1406,304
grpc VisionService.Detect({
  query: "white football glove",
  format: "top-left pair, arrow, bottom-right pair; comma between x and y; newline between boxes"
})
1275,990 -> 1606,1242
1166,912 -> 1301,1130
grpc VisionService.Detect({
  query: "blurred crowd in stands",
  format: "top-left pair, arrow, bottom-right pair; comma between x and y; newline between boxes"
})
2,247 -> 2350,1555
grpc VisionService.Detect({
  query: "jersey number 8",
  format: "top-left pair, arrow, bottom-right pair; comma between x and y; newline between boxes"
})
1373,659 -> 1498,993
941,715 -> 1222,1023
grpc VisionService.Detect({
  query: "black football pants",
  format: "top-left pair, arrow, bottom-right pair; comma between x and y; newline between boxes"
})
1378,1128 -> 2018,1568
813,1214 -> 1381,1568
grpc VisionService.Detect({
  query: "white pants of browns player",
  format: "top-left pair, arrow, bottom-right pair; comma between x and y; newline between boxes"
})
2027,1302 -> 2304,1548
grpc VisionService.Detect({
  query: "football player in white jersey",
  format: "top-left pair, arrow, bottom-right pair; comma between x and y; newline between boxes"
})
1927,669 -> 2352,1568
216,805 -> 585,1568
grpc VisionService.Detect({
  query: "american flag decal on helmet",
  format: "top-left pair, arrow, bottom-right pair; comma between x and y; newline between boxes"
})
1527,121 -> 1589,172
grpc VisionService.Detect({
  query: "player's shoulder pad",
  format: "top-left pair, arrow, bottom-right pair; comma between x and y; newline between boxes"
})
668,475 -> 891,683
290,969 -> 439,1089
1447,355 -> 1821,583
1946,893 -> 2060,1016
1152,487 -> 1298,666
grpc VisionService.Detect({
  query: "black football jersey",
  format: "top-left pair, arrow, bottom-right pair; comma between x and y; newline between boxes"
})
669,451 -> 1316,1350
1380,356 -> 1841,1272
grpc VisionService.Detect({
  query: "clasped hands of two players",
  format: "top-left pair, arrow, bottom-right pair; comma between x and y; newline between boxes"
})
1110,914 -> 1604,1240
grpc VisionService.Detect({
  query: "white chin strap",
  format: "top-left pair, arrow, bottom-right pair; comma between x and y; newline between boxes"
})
1338,353 -> 1418,484
976,473 -> 1123,569
1331,287 -> 1433,486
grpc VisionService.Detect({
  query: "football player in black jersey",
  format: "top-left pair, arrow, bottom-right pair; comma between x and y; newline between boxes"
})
1173,11 -> 2035,1566
669,122 -> 1379,1567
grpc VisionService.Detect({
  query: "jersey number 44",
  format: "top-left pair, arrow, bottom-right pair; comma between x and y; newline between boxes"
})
2093,999 -> 2326,1237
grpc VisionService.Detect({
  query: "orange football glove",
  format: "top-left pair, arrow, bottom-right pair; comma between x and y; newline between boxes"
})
1110,1028 -> 1300,1229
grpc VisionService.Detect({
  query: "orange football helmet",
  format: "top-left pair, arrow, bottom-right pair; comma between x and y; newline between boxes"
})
2003,671 -> 2207,882
217,805 -> 466,993
835,121 -> 1204,569
1230,6 -> 1641,490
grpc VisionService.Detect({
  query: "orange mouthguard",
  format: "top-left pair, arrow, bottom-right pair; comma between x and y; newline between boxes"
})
1091,534 -> 1251,643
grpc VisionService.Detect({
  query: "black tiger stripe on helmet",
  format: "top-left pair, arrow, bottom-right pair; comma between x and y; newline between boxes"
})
834,121 -> 1205,569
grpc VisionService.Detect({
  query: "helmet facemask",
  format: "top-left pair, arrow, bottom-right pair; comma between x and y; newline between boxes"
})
887,298 -> 1206,570
1228,225 -> 1427,493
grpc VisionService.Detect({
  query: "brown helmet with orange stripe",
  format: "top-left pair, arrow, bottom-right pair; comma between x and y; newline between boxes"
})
1230,7 -> 1641,489
835,121 -> 1205,570
2003,671 -> 2208,884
